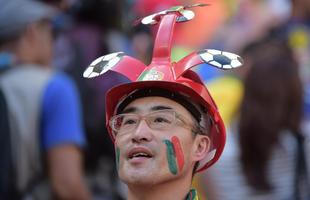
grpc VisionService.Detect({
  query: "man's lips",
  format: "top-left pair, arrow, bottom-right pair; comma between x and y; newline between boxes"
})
127,147 -> 154,159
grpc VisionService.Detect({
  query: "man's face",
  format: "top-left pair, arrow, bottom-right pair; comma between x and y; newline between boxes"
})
29,20 -> 54,66
113,96 -> 209,186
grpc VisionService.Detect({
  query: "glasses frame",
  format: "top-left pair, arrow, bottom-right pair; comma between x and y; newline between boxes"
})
109,109 -> 203,137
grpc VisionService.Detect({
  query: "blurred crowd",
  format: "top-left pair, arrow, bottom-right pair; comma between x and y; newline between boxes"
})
0,0 -> 309,199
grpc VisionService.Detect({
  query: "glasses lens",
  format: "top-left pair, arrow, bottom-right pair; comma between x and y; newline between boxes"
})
110,114 -> 139,134
147,110 -> 175,130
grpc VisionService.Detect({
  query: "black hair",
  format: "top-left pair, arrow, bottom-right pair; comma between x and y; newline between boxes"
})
239,38 -> 303,191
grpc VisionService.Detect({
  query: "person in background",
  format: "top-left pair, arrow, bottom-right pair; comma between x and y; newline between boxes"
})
39,0 -> 130,198
270,0 -> 310,131
286,0 -> 310,79
200,38 -> 310,200
0,0 -> 90,199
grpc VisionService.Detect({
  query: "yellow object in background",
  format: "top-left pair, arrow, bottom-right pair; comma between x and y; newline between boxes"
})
206,75 -> 244,127
289,27 -> 309,49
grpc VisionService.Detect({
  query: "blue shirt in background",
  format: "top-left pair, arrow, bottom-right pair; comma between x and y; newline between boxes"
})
41,72 -> 86,150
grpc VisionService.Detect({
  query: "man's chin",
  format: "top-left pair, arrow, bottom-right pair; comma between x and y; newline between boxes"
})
122,179 -> 155,188
121,171 -> 166,187
119,170 -> 176,188
120,171 -> 154,185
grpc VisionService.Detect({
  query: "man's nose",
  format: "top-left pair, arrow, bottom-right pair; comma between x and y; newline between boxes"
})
131,119 -> 153,143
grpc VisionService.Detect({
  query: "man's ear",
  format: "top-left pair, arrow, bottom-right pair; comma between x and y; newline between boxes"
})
192,135 -> 211,162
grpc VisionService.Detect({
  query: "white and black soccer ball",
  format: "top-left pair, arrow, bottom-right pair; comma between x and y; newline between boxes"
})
198,49 -> 243,69
83,52 -> 125,78
141,7 -> 195,25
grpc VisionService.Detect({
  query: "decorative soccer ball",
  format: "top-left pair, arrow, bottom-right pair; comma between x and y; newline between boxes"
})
140,4 -> 206,25
199,49 -> 243,69
83,52 -> 125,78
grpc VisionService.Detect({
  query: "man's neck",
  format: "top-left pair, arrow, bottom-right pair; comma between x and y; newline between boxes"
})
127,177 -> 193,200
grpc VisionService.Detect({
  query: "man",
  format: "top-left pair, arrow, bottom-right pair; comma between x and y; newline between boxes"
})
84,4 -> 243,200
0,0 -> 90,199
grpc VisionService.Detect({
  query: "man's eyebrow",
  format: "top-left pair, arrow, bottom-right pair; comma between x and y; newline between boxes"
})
151,105 -> 172,111
121,107 -> 137,114
121,105 -> 172,114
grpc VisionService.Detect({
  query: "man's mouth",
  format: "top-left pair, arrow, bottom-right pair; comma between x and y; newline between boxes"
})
128,148 -> 153,159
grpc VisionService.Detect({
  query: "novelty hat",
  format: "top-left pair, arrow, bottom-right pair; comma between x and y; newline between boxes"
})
83,4 -> 243,172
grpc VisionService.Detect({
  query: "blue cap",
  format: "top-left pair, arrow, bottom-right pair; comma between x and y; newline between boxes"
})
0,0 -> 57,39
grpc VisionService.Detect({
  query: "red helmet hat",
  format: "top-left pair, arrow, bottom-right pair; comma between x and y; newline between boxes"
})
83,4 -> 243,172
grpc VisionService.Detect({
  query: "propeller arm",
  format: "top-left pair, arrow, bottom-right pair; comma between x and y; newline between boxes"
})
174,49 -> 243,78
83,52 -> 147,81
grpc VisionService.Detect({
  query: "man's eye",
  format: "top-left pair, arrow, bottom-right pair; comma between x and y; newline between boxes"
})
123,119 -> 137,125
153,117 -> 171,123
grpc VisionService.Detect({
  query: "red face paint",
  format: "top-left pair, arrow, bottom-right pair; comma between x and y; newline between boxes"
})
171,136 -> 184,172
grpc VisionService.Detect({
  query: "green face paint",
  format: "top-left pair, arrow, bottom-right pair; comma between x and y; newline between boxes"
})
163,140 -> 178,175
186,189 -> 198,200
115,147 -> 120,171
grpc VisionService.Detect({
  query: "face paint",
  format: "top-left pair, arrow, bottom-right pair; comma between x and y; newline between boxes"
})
115,147 -> 120,170
186,189 -> 199,200
163,140 -> 178,175
171,136 -> 184,172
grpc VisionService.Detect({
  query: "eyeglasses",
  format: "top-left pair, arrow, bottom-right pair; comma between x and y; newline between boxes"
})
109,110 -> 199,136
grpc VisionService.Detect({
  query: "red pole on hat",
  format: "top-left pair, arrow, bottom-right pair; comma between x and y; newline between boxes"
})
150,14 -> 177,66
